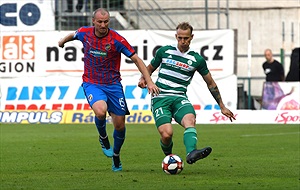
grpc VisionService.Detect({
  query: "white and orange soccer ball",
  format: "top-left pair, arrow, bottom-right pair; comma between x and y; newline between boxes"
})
161,154 -> 184,175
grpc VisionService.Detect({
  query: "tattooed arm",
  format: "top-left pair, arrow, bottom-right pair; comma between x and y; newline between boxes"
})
209,86 -> 223,107
202,72 -> 236,121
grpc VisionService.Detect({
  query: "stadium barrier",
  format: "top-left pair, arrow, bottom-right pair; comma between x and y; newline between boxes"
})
0,110 -> 299,124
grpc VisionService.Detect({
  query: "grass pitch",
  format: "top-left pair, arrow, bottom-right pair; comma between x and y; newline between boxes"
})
0,124 -> 299,190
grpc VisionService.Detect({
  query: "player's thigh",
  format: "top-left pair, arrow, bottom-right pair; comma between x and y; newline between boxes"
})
172,97 -> 196,125
106,83 -> 130,116
151,97 -> 173,128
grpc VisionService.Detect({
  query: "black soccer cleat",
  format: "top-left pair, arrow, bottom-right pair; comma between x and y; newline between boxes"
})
186,147 -> 212,164
112,155 -> 122,172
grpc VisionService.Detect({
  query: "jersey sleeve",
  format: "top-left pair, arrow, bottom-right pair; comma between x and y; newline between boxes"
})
114,39 -> 135,57
73,27 -> 87,42
113,31 -> 135,58
150,46 -> 163,68
196,55 -> 209,76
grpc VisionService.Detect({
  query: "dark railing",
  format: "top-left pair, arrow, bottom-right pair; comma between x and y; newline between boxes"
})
237,76 -> 265,109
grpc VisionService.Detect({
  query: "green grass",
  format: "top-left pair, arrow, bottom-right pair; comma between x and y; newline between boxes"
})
0,124 -> 299,190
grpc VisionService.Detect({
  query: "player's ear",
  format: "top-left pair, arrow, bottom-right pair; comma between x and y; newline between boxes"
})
191,34 -> 194,40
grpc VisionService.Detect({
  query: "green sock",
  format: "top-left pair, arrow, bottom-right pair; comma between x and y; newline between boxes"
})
160,140 -> 173,156
184,127 -> 197,155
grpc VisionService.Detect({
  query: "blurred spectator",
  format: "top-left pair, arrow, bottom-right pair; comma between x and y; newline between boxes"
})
64,0 -> 125,12
285,47 -> 300,81
66,0 -> 84,12
93,0 -> 124,11
262,49 -> 285,82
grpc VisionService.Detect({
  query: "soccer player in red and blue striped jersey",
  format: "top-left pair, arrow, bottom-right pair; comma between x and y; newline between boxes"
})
58,8 -> 159,172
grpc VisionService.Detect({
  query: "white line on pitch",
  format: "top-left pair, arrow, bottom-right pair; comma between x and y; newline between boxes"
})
241,132 -> 300,137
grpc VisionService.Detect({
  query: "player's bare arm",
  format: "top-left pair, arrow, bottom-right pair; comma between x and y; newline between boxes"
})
131,54 -> 160,95
138,64 -> 156,89
58,32 -> 76,48
202,72 -> 236,122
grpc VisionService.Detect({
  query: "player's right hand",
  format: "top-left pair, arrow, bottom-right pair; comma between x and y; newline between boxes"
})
220,107 -> 236,122
58,40 -> 64,48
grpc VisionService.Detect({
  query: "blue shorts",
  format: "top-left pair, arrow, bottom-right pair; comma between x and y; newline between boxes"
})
82,82 -> 130,116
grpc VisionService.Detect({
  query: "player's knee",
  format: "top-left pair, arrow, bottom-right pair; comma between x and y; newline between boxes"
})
94,110 -> 106,120
181,114 -> 196,127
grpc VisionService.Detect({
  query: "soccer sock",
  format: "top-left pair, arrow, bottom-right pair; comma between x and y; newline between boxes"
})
160,140 -> 173,156
184,127 -> 198,155
94,116 -> 107,138
113,127 -> 126,155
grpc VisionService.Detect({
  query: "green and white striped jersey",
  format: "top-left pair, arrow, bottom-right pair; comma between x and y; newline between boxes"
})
151,44 -> 209,99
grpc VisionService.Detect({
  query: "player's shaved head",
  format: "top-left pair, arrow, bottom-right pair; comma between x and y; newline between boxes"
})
93,8 -> 110,18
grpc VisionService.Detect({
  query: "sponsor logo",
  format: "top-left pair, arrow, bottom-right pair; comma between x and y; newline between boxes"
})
165,58 -> 189,69
275,112 -> 300,124
5,86 -> 84,101
1,35 -> 35,73
89,49 -> 107,57
0,111 -> 62,123
2,35 -> 35,60
181,100 -> 190,105
70,111 -> 154,124
4,103 -> 91,111
210,112 -> 238,123
0,3 -> 41,27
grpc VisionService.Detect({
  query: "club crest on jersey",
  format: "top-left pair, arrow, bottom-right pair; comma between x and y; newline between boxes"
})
88,94 -> 93,101
105,44 -> 111,51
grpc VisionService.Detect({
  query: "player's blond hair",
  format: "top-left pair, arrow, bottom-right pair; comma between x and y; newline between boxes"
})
176,22 -> 193,34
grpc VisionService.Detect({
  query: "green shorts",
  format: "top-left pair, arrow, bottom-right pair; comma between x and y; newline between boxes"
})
151,96 -> 196,127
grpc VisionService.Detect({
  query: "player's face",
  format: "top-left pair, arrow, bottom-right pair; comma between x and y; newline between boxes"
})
176,28 -> 193,52
92,12 -> 110,37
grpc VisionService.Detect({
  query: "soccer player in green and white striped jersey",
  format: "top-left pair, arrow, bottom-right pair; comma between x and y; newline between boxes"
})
139,22 -> 235,164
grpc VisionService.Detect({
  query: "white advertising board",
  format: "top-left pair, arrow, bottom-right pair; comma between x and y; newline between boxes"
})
195,110 -> 299,124
0,74 -> 237,112
0,30 -> 234,77
0,110 -> 299,124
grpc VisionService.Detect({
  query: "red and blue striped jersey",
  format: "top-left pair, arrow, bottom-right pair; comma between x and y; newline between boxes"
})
74,26 -> 135,84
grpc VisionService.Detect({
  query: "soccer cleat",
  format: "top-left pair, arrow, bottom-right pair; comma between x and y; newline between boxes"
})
112,155 -> 122,172
186,147 -> 212,164
99,136 -> 113,158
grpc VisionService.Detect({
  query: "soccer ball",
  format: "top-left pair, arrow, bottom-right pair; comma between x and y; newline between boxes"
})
162,154 -> 184,175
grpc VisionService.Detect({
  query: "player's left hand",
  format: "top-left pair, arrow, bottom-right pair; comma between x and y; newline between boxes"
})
220,107 -> 236,122
147,81 -> 160,96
